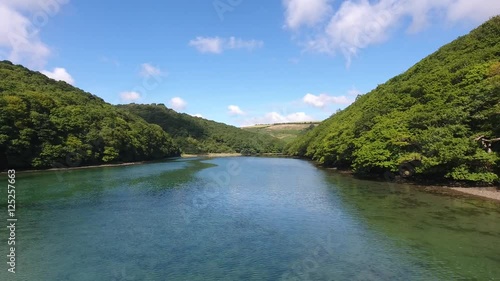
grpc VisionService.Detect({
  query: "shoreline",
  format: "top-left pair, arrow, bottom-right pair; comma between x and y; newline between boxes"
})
406,185 -> 500,203
1,157 -> 181,174
3,155 -> 499,202
449,187 -> 500,202
181,153 -> 243,158
2,153 -> 247,174
322,166 -> 500,203
6,161 -> 147,174
181,153 -> 286,158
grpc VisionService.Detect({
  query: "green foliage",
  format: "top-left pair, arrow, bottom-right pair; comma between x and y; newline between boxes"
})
287,16 -> 500,184
117,104 -> 284,155
0,61 -> 180,169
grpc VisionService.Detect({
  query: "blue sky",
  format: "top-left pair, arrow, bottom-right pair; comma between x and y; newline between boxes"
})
1,0 -> 499,126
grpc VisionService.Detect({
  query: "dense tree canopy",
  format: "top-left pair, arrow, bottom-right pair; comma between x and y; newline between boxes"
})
0,61 -> 180,170
118,104 -> 284,155
287,16 -> 500,184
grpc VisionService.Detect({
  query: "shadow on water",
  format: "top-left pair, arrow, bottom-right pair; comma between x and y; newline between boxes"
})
0,158 -> 221,281
0,158 -> 216,208
128,159 -> 217,192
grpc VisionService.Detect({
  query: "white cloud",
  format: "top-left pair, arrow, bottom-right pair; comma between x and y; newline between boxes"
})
170,97 -> 187,111
0,0 -> 68,68
286,0 -> 500,63
189,36 -> 264,54
306,0 -> 400,63
41,67 -> 74,84
0,3 -> 49,67
283,0 -> 332,29
279,112 -> 315,122
120,91 -> 141,102
192,113 -> 203,118
1,0 -> 61,11
140,63 -> 164,77
447,0 -> 500,23
226,37 -> 264,50
303,93 -> 352,108
228,105 -> 245,116
140,63 -> 161,77
245,111 -> 315,126
189,37 -> 223,54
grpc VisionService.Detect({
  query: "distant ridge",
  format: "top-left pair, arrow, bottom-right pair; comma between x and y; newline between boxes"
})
117,103 -> 284,155
246,121 -> 321,127
243,122 -> 321,143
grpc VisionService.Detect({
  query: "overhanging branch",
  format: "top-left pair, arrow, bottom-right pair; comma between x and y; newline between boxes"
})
475,136 -> 500,153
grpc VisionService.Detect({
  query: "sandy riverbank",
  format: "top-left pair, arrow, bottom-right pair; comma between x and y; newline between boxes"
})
415,185 -> 500,203
324,168 -> 500,202
450,187 -> 500,202
181,153 -> 243,158
5,153 -> 244,174
8,161 -> 153,174
2,156 -> 188,174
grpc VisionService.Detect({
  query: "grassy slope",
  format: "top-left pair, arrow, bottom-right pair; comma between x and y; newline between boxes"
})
287,17 -> 500,184
243,122 -> 320,143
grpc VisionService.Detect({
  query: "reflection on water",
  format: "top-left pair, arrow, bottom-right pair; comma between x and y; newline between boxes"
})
0,157 -> 499,280
325,171 -> 500,280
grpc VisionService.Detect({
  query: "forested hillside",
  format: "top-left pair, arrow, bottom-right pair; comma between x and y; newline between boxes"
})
118,104 -> 284,155
287,17 -> 500,184
0,61 -> 180,170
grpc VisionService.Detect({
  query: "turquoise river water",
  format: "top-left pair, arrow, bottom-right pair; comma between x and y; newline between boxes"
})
0,157 -> 499,280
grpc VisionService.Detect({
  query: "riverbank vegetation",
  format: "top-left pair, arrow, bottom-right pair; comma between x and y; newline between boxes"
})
0,61 -> 182,169
0,62 -> 284,170
2,16 -> 499,184
118,103 -> 284,155
287,16 -> 500,185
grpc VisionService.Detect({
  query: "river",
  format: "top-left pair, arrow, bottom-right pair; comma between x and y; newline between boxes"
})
1,157 -> 499,280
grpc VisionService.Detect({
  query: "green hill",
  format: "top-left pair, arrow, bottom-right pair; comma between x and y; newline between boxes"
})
0,61 -> 180,170
243,122 -> 320,143
287,17 -> 500,184
117,103 -> 284,155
